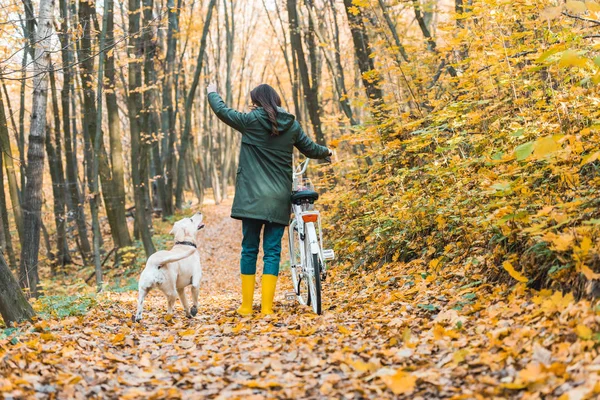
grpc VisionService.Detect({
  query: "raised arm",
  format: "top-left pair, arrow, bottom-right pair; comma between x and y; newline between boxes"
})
294,122 -> 331,159
207,90 -> 248,133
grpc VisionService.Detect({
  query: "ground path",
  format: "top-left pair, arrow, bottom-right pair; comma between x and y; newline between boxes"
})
1,200 -> 599,399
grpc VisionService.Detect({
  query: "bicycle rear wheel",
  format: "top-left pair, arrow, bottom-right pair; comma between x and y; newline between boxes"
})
289,223 -> 310,306
308,253 -> 322,315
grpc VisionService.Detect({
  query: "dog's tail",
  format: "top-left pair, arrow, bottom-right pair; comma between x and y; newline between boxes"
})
146,247 -> 196,269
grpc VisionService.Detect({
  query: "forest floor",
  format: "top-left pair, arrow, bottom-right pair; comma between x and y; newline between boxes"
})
1,199 -> 600,399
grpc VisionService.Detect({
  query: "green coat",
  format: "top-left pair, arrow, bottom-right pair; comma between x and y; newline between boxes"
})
208,92 -> 330,225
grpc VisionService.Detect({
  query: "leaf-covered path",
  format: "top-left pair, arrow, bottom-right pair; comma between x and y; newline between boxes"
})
1,200 -> 600,399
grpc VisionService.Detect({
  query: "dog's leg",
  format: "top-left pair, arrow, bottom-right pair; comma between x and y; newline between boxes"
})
134,286 -> 149,322
178,288 -> 191,318
190,273 -> 201,317
191,286 -> 199,317
166,291 -> 178,316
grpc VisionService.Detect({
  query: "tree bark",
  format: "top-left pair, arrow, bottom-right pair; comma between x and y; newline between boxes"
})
0,147 -> 16,268
377,0 -> 409,63
19,0 -> 54,297
343,0 -> 387,123
0,252 -> 35,325
174,0 -> 217,209
128,0 -> 156,256
77,0 -> 131,250
0,87 -> 23,244
58,0 -> 92,261
47,69 -> 72,270
220,0 -> 235,200
160,0 -> 181,217
142,0 -> 168,216
287,0 -> 326,146
307,3 -> 356,125
105,0 -> 132,248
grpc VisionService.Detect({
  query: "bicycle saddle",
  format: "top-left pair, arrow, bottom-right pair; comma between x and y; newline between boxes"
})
291,190 -> 319,205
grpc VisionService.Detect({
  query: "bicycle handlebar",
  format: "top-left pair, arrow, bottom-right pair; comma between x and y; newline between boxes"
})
293,158 -> 310,177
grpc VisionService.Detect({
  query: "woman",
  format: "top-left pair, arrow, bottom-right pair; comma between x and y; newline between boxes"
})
207,83 -> 331,316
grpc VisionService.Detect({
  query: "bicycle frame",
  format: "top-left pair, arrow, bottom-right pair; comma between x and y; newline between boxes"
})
290,159 -> 327,271
288,159 -> 334,313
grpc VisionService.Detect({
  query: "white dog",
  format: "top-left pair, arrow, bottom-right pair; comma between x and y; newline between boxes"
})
133,212 -> 204,322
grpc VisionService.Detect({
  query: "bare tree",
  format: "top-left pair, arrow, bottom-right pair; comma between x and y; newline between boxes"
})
19,0 -> 54,296
57,0 -> 92,261
128,0 -> 156,256
175,0 -> 217,209
287,0 -> 327,146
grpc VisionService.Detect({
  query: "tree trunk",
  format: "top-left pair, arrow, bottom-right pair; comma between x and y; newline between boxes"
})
128,0 -> 156,256
77,0 -> 130,250
90,0 -> 115,291
0,252 -> 35,325
343,0 -> 387,123
160,0 -> 181,217
143,0 -> 168,216
0,147 -> 16,268
19,0 -> 54,297
220,0 -> 235,200
105,0 -> 132,248
0,88 -> 23,244
307,3 -> 356,125
58,0 -> 92,262
46,69 -> 72,270
287,0 -> 326,146
174,0 -> 217,209
377,0 -> 410,62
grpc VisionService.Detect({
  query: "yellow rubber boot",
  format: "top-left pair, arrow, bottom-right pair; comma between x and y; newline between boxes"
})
261,274 -> 278,315
237,274 -> 255,316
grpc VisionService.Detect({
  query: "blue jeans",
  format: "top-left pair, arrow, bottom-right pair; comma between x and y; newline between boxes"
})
240,218 -> 286,276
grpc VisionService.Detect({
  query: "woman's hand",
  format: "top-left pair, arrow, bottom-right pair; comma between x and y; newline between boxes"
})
206,82 -> 218,94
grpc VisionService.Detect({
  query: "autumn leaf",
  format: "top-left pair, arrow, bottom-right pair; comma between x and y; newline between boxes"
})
558,50 -> 589,68
515,141 -> 534,161
587,1 -> 600,12
380,370 -> 417,395
575,325 -> 592,340
502,261 -> 528,283
533,136 -> 559,159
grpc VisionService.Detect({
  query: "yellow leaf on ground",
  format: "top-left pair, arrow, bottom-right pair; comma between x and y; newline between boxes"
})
533,136 -> 559,158
544,232 -> 575,251
503,261 -> 528,283
558,50 -> 588,68
381,370 -> 417,395
519,362 -> 546,383
40,333 -> 56,341
587,1 -> 600,12
338,325 -> 351,334
581,265 -> 600,280
111,333 -> 125,344
581,151 -> 600,166
245,380 -> 283,389
349,360 -> 376,373
576,324 -> 592,340
178,329 -> 195,336
566,1 -> 587,13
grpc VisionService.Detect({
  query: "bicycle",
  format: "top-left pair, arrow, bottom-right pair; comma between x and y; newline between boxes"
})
286,158 -> 335,315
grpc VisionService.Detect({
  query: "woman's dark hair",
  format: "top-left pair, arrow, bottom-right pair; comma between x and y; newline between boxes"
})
250,84 -> 282,136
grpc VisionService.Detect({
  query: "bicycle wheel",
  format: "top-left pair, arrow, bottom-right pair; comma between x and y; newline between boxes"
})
308,252 -> 322,315
289,222 -> 310,306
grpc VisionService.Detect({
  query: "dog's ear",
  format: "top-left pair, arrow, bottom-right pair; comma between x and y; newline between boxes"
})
172,225 -> 186,242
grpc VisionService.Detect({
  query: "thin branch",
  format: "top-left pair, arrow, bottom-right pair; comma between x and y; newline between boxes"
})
562,11 -> 600,26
